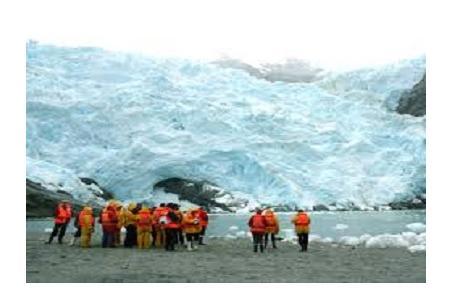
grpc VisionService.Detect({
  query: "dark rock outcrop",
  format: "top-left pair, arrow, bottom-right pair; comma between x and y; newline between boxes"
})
397,73 -> 426,117
26,179 -> 80,218
388,196 -> 426,210
79,177 -> 115,200
27,178 -> 106,218
154,178 -> 233,212
313,204 -> 329,211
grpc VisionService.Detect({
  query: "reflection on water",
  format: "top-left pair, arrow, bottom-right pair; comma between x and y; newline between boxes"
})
27,210 -> 426,240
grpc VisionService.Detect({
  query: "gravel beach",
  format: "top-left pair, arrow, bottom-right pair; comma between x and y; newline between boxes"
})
26,232 -> 425,283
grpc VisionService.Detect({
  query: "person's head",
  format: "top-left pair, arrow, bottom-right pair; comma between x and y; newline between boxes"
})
297,209 -> 305,213
160,203 -> 165,207
255,208 -> 262,214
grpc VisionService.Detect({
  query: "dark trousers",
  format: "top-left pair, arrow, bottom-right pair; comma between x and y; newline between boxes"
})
186,233 -> 199,243
73,227 -> 81,238
264,233 -> 277,248
198,226 -> 207,244
252,232 -> 264,253
102,231 -> 115,248
151,226 -> 157,246
165,228 -> 177,251
177,229 -> 184,245
124,225 -> 137,247
48,222 -> 68,243
297,233 -> 309,251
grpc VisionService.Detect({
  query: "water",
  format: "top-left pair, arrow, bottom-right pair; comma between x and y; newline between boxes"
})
27,210 -> 425,241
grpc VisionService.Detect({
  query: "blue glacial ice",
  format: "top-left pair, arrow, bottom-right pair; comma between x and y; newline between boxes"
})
26,42 -> 426,206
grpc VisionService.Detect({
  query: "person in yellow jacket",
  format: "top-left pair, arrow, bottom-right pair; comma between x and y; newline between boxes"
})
182,209 -> 202,251
78,206 -> 95,248
291,209 -> 311,252
263,207 -> 279,249
123,202 -> 139,247
136,205 -> 153,249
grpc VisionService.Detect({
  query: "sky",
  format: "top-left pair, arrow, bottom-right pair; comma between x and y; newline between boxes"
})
26,0 -> 426,70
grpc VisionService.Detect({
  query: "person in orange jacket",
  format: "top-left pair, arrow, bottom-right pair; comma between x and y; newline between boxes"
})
197,207 -> 209,245
248,208 -> 267,253
182,209 -> 202,251
99,204 -> 118,248
263,207 -> 279,249
153,203 -> 169,247
291,209 -> 311,252
78,206 -> 95,248
46,200 -> 72,244
136,205 -> 153,249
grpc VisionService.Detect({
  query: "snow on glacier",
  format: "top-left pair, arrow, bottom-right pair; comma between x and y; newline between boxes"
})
26,42 -> 426,206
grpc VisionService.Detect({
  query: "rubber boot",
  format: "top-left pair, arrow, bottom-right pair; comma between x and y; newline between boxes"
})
199,235 -> 206,245
187,241 -> 193,251
253,244 -> 258,253
272,241 -> 277,249
45,236 -> 53,244
260,244 -> 264,253
68,237 -> 76,246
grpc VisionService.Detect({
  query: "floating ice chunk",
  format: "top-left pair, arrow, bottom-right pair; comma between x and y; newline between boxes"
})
333,224 -> 349,231
309,234 -> 322,243
376,206 -> 392,211
235,231 -> 246,238
44,228 -> 53,233
365,234 -> 410,248
321,237 -> 333,243
281,228 -> 295,239
408,245 -> 426,253
339,236 -> 360,246
225,234 -> 237,240
406,223 -> 426,233
359,234 -> 372,244
228,226 -> 239,231
246,232 -> 252,238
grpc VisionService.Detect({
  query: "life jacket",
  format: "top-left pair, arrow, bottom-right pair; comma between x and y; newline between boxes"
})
250,214 -> 266,233
198,210 -> 208,227
295,213 -> 310,226
78,210 -> 94,228
137,209 -> 152,228
166,209 -> 180,229
66,206 -> 72,220
182,212 -> 201,234
101,209 -> 113,226
54,205 -> 69,224
264,212 -> 276,226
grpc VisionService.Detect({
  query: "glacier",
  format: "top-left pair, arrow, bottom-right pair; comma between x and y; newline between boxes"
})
26,42 -> 426,206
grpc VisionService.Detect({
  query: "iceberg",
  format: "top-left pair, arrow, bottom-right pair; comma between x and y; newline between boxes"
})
26,43 -> 426,206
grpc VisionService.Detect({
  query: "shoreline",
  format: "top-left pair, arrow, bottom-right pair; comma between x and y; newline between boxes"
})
27,232 -> 425,283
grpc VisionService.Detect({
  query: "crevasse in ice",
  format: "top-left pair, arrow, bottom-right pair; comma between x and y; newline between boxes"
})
26,42 -> 426,206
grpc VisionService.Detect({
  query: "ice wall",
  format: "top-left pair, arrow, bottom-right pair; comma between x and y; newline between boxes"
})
26,42 -> 425,205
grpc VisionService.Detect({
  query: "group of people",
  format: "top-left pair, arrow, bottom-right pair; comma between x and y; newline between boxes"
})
46,200 -> 311,253
247,208 -> 311,253
46,200 -> 209,251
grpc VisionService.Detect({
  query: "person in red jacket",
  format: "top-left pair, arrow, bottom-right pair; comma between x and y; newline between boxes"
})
197,207 -> 209,245
165,203 -> 181,251
99,204 -> 118,248
46,200 -> 72,244
248,208 -> 267,253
